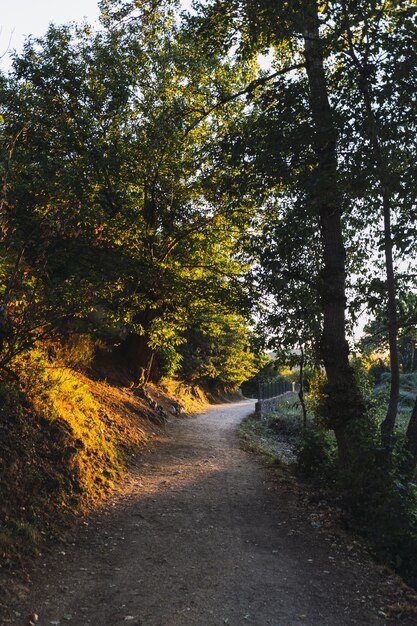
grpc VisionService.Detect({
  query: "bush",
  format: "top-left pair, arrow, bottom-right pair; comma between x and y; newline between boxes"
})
269,397 -> 305,439
54,334 -> 97,371
368,360 -> 390,385
350,456 -> 417,587
296,427 -> 337,485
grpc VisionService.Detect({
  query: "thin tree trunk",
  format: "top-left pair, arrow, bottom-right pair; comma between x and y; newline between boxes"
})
302,0 -> 364,469
380,186 -> 400,446
402,395 -> 417,477
342,7 -> 400,448
357,69 -> 399,447
298,344 -> 308,429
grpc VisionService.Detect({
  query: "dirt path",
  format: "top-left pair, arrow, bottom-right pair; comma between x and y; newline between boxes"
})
6,401 -> 411,625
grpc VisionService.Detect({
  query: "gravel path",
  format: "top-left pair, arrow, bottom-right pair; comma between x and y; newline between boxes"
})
7,401 -> 408,625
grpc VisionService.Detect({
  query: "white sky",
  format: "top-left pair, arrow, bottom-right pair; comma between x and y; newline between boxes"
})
0,0 -> 101,71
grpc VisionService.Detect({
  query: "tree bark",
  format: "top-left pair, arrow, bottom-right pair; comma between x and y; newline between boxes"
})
117,332 -> 156,385
298,344 -> 308,429
302,0 -> 365,468
357,70 -> 399,448
379,185 -> 400,446
402,395 -> 417,477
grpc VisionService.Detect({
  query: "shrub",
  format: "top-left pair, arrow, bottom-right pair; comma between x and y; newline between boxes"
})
269,397 -> 305,438
296,427 -> 337,485
54,334 -> 97,371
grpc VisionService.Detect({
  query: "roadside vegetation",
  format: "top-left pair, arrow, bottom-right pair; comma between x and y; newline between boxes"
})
238,393 -> 303,463
242,360 -> 417,588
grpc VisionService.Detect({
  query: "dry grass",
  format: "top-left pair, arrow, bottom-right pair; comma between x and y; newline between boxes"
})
157,378 -> 210,414
0,349 -> 155,566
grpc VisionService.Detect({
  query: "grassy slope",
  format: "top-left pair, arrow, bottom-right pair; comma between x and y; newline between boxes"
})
0,355 -> 211,574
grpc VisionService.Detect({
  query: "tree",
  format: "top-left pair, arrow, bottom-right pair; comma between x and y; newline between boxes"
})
188,0 -> 371,468
177,311 -> 257,389
1,4 -> 258,387
361,292 -> 417,374
331,0 -> 416,448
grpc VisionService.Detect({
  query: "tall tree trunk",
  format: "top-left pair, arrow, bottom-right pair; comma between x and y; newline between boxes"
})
379,186 -> 400,446
357,68 -> 399,447
302,0 -> 365,469
118,332 -> 156,385
342,7 -> 400,448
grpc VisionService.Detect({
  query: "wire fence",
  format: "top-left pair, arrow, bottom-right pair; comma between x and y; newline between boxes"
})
257,380 -> 294,401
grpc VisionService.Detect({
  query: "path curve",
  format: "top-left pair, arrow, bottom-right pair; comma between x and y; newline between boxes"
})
10,401 -> 402,625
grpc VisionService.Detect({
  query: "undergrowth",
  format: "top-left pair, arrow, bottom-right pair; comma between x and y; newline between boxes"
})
295,364 -> 417,590
0,344 -> 216,570
239,375 -> 417,590
374,371 -> 417,428
237,394 -> 303,465
158,378 -> 210,413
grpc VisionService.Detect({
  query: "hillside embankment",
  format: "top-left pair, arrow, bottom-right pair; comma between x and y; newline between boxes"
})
0,360 -> 222,613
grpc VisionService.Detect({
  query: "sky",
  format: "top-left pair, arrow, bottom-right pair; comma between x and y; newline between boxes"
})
0,0 -> 101,70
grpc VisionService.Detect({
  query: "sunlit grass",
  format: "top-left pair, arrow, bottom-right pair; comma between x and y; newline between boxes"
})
0,345 -> 153,563
158,377 -> 210,414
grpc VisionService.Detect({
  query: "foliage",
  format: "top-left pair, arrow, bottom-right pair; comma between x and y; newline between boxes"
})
296,428 -> 337,486
0,6 -> 258,386
374,372 -> 417,428
158,378 -> 210,414
240,355 -> 281,396
237,395 -> 303,465
269,396 -> 307,438
177,311 -> 257,388
361,294 -> 417,374
304,369 -> 327,425
2,0 -> 417,588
